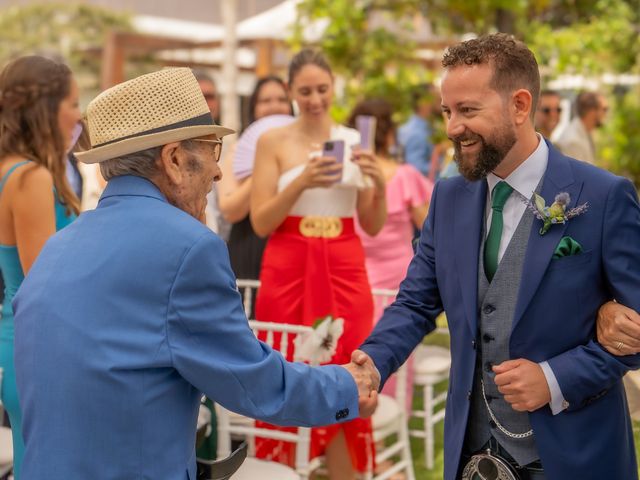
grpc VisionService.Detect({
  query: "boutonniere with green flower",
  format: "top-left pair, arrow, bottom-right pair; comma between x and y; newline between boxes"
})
294,315 -> 344,364
525,192 -> 588,235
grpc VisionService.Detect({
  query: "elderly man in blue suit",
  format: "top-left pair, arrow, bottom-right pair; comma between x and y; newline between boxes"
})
13,68 -> 379,480
353,34 -> 640,479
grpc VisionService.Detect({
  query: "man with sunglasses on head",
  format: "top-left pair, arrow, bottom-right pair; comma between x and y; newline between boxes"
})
534,90 -> 562,142
557,90 -> 608,165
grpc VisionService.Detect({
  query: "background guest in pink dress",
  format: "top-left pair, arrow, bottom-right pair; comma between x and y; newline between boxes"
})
349,99 -> 433,409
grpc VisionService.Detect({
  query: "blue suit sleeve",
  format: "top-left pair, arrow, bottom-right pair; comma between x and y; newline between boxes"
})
547,176 -> 640,411
166,232 -> 359,426
360,181 -> 443,385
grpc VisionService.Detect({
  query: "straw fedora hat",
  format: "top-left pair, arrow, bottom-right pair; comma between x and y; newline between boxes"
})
76,68 -> 234,164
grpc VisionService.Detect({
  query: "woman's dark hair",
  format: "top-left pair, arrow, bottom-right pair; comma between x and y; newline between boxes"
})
288,48 -> 332,86
246,75 -> 291,126
0,55 -> 79,215
347,98 -> 396,157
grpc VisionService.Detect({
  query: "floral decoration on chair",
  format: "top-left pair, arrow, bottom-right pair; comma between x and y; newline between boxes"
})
294,316 -> 344,364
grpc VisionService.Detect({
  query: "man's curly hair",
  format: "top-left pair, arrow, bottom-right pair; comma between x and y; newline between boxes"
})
442,33 -> 540,120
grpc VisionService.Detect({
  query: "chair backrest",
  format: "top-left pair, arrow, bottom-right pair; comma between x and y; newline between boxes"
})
217,319 -> 316,479
236,279 -> 260,319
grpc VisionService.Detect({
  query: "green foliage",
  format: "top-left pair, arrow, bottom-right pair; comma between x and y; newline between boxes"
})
525,0 -> 639,75
292,0 -> 433,123
0,3 -> 132,89
600,87 -> 640,188
523,0 -> 640,185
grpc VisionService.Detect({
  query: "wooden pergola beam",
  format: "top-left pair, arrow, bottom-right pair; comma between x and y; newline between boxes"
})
100,31 -> 125,90
99,29 -> 452,90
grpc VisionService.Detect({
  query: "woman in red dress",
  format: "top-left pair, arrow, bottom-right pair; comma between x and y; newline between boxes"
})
250,49 -> 387,479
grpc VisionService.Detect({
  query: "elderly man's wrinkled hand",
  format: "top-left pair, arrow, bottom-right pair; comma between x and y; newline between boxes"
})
342,351 -> 381,418
342,362 -> 374,397
358,389 -> 378,418
596,301 -> 640,355
351,349 -> 381,390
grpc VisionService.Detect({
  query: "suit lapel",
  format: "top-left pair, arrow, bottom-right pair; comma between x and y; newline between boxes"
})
454,179 -> 487,337
512,144 -> 584,329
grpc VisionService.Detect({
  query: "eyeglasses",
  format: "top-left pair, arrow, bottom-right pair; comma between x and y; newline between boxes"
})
191,138 -> 223,162
540,107 -> 562,114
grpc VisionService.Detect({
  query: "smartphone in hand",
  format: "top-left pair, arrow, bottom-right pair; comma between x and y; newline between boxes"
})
322,139 -> 345,182
322,139 -> 345,163
356,115 -> 377,151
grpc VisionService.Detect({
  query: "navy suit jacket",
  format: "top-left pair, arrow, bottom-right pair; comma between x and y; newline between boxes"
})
361,143 -> 640,479
14,175 -> 359,480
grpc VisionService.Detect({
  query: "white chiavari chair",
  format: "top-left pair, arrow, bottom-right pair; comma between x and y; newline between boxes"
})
409,344 -> 450,470
216,314 -> 319,480
369,288 -> 415,480
372,287 -> 451,471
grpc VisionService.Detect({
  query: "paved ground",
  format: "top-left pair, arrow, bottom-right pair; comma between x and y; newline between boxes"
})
625,371 -> 640,420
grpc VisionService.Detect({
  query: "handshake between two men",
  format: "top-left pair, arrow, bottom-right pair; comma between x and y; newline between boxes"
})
341,350 -> 381,418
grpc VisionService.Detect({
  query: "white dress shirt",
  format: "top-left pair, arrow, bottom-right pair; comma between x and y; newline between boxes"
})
485,135 -> 548,262
485,135 -> 567,415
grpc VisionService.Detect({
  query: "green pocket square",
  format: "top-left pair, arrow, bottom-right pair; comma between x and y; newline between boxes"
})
553,236 -> 583,259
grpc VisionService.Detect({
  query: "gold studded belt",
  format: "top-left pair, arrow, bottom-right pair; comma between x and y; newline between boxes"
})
278,216 -> 353,239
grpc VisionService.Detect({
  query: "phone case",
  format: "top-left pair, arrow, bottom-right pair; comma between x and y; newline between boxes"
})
356,115 -> 377,151
322,139 -> 345,164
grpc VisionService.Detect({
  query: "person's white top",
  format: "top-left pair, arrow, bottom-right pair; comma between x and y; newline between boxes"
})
278,164 -> 358,217
277,125 -> 370,218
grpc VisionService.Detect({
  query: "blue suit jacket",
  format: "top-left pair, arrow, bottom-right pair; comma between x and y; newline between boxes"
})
361,143 -> 640,479
14,176 -> 359,480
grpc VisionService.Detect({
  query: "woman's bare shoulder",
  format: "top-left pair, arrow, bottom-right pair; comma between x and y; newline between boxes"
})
260,123 -> 298,143
1,157 -> 53,191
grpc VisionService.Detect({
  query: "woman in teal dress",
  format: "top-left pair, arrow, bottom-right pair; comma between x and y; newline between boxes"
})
0,55 -> 81,479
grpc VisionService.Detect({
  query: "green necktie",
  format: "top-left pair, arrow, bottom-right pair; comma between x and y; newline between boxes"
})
484,181 -> 514,282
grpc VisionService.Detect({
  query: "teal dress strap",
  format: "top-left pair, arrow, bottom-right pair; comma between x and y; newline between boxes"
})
0,160 -> 31,194
0,160 -> 75,228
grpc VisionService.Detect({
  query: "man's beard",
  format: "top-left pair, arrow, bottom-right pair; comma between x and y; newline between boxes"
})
452,124 -> 516,182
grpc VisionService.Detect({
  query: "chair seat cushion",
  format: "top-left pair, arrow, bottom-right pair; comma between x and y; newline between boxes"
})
414,345 -> 451,375
372,394 -> 400,430
0,426 -> 13,465
232,457 -> 300,480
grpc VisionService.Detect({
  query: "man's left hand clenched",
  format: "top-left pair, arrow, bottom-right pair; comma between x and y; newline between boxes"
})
493,359 -> 551,412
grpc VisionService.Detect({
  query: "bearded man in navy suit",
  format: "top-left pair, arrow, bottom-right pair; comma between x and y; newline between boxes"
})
354,33 -> 640,479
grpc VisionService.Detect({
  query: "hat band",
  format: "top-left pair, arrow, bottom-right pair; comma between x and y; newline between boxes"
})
93,112 -> 214,148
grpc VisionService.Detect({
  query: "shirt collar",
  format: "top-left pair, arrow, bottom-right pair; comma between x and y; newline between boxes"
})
486,134 -> 548,200
99,175 -> 167,203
